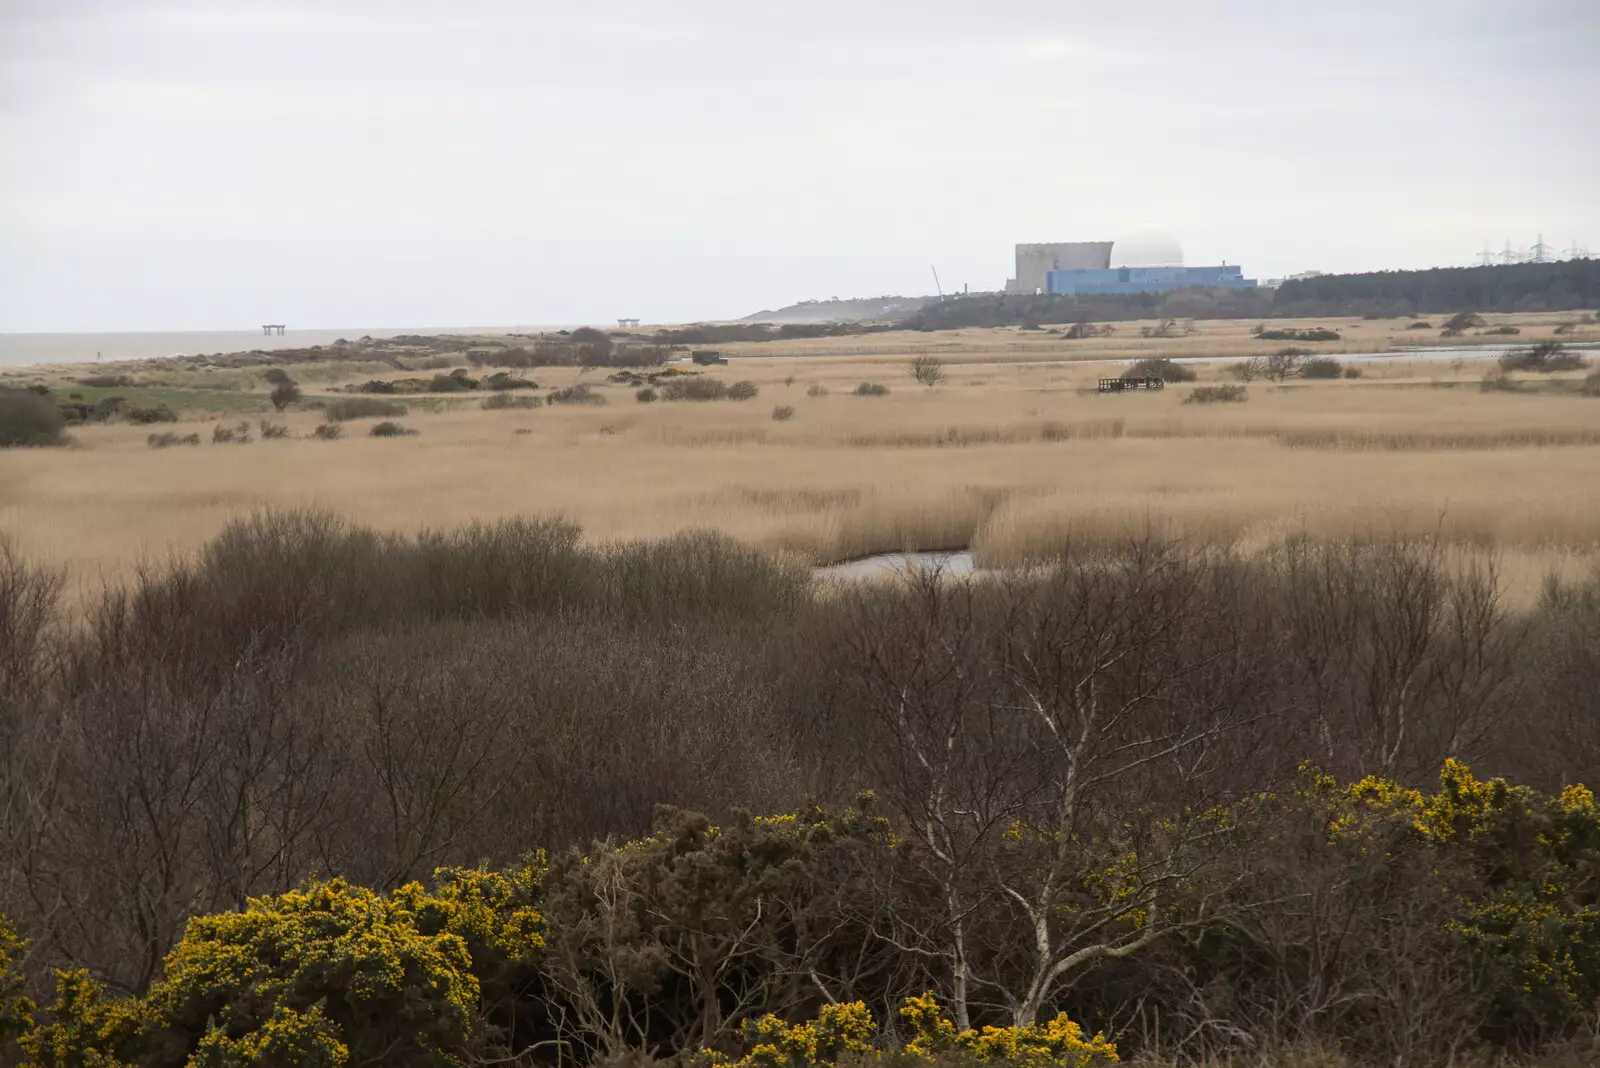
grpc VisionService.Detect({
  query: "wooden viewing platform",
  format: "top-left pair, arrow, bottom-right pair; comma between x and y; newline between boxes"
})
261,324 -> 286,336
1098,377 -> 1165,393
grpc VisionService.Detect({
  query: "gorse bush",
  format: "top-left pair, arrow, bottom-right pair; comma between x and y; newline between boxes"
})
703,996 -> 1117,1068
0,389 -> 67,447
323,396 -> 408,421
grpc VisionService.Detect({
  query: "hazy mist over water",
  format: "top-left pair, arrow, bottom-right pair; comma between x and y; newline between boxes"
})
0,326 -> 561,367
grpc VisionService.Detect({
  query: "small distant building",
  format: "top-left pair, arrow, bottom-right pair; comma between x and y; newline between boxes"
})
1046,264 -> 1258,296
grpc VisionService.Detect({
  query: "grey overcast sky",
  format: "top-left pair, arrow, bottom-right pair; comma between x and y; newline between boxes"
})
2,0 -> 1596,331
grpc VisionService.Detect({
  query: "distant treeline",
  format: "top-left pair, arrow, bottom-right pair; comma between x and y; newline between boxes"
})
894,259 -> 1600,332
1274,258 -> 1600,317
900,288 -> 1273,331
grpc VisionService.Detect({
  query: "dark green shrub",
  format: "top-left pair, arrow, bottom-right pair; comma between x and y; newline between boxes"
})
1483,325 -> 1520,336
369,421 -> 416,437
147,431 -> 201,448
661,378 -> 728,402
356,379 -> 398,394
483,372 -> 537,391
428,372 -> 477,393
127,404 -> 179,424
482,393 -> 542,411
270,382 -> 302,411
262,367 -> 294,385
1122,357 -> 1196,383
323,397 -> 408,421
771,405 -> 795,421
212,421 -> 252,444
1343,366 -> 1364,379
1186,384 -> 1247,403
1301,358 -> 1344,379
727,380 -> 759,401
1500,341 -> 1588,373
548,384 -> 605,405
635,388 -> 658,403
0,389 -> 68,446
853,382 -> 890,396
75,374 -> 133,388
1255,327 -> 1340,342
1441,311 -> 1485,337
1407,321 -> 1434,330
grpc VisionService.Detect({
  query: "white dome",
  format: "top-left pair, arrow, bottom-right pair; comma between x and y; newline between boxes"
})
1111,232 -> 1184,268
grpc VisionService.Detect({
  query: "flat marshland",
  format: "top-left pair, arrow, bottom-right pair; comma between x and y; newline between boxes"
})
7,310 -> 1600,1068
2,312 -> 1598,602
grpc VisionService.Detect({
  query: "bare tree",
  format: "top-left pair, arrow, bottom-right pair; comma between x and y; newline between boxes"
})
909,356 -> 947,388
823,545 -> 1277,1028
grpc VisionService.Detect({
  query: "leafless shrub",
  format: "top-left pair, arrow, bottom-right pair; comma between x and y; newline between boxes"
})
909,356 -> 947,387
1187,384 -> 1247,404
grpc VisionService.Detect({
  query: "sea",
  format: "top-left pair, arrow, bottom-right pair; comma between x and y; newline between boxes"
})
0,326 -> 549,368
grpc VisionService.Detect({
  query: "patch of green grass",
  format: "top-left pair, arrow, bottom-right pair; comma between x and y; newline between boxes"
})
68,386 -> 272,415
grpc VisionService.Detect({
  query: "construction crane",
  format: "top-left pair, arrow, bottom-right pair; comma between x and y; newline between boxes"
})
930,266 -> 944,301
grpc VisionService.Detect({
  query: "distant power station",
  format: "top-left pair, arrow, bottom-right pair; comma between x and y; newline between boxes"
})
1005,236 -> 1256,296
1006,242 -> 1114,295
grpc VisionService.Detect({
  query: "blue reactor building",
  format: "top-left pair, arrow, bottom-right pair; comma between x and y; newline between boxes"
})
1045,264 -> 1257,296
